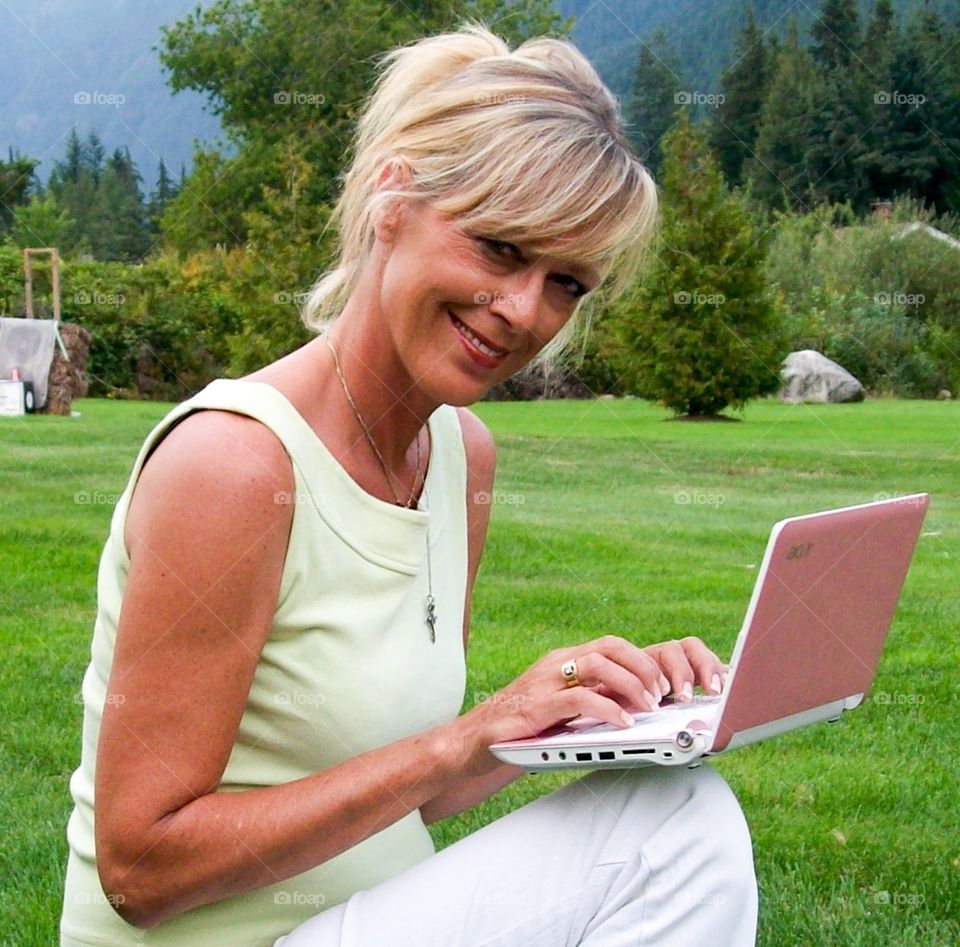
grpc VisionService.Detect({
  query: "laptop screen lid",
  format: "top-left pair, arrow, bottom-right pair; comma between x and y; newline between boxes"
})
709,493 -> 929,754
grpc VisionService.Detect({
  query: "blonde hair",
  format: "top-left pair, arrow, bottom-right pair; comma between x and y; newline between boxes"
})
301,21 -> 658,365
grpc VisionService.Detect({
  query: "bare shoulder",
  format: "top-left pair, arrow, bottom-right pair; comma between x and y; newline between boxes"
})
125,409 -> 294,561
454,406 -> 496,485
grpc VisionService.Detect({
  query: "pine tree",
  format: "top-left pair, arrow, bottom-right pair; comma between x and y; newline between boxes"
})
85,130 -> 106,186
710,4 -> 772,187
0,149 -> 39,231
148,158 -> 178,237
626,27 -> 683,178
91,147 -> 151,261
51,128 -> 84,187
811,0 -> 861,70
908,8 -> 960,212
864,0 -> 895,53
615,111 -> 784,418
747,21 -> 821,211
805,0 -> 871,209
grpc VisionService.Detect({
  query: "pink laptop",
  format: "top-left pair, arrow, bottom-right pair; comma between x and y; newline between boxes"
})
489,494 -> 929,772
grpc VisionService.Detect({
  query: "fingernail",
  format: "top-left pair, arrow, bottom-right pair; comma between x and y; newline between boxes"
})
642,689 -> 656,710
659,674 -> 670,694
682,681 -> 693,702
652,683 -> 662,702
621,710 -> 634,727
710,673 -> 721,695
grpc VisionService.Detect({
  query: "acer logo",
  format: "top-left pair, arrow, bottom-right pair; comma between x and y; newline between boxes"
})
787,542 -> 814,560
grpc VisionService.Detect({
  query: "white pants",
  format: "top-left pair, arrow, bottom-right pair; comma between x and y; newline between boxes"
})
274,763 -> 757,947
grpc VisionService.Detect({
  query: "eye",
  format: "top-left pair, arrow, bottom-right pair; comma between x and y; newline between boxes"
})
476,236 -> 522,262
552,274 -> 589,299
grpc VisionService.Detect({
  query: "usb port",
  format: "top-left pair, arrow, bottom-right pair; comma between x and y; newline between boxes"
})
598,751 -> 615,760
575,752 -> 593,761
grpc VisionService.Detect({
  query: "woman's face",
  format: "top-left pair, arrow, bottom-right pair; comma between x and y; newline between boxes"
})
374,197 -> 600,407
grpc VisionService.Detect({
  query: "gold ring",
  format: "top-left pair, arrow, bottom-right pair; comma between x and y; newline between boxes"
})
560,659 -> 580,688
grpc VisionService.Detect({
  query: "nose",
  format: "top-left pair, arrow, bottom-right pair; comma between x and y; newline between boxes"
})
487,272 -> 545,336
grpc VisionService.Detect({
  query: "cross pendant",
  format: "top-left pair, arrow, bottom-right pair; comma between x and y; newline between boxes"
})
425,594 -> 436,643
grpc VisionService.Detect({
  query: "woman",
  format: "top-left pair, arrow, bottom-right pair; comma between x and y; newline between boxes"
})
60,22 -> 757,947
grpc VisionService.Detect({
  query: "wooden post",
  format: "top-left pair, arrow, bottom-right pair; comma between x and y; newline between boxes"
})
23,248 -> 33,317
23,248 -> 62,319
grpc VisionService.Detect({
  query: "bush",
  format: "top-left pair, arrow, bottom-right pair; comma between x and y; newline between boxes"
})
767,196 -> 960,396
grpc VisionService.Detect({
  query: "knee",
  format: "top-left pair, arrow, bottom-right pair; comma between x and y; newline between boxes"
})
690,765 -> 754,865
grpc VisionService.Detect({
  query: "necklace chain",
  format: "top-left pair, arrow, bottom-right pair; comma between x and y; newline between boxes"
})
323,330 -> 437,642
323,331 -> 421,509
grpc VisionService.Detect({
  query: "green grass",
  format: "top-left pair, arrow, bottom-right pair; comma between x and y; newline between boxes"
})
1,395 -> 958,945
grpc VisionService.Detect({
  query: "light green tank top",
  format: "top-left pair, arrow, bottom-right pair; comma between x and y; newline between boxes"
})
60,379 -> 468,946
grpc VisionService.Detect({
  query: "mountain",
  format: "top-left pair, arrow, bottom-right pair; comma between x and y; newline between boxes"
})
559,0 -> 958,102
0,0 -> 222,190
2,0 -> 955,194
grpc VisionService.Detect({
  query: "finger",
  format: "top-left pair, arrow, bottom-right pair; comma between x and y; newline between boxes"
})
573,652 -> 660,712
578,635 -> 669,703
555,685 -> 637,729
679,636 -> 727,695
646,639 -> 697,700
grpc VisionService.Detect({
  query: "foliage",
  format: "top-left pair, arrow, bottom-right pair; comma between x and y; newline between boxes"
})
10,195 -> 76,251
157,0 -> 568,253
741,4 -> 960,214
709,4 -> 774,188
0,150 -> 39,231
611,112 -> 785,417
625,27 -> 682,178
766,195 -> 960,396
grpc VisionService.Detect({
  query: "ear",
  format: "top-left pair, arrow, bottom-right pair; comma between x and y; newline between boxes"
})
373,157 -> 412,242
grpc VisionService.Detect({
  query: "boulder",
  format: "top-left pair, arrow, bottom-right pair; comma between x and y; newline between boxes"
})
780,350 -> 865,404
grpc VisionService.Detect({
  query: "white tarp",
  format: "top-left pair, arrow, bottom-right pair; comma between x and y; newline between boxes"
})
0,317 -> 60,408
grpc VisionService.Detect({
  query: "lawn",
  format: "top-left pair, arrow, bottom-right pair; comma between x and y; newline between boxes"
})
1,394 -> 957,946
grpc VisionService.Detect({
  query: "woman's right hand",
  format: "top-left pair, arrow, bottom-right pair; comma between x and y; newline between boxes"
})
451,635 -> 674,777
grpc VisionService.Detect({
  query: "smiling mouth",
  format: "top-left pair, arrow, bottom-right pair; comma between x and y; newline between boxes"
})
449,311 -> 509,359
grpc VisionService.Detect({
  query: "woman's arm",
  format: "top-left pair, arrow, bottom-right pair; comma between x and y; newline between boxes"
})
95,411 -> 475,929
419,408 -> 527,826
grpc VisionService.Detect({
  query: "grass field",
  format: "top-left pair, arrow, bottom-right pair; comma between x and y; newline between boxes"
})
1,394 -> 957,945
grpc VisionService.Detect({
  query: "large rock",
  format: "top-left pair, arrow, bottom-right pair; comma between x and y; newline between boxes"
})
780,350 -> 865,404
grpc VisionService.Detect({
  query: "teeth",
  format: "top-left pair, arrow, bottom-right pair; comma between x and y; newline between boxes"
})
452,315 -> 505,358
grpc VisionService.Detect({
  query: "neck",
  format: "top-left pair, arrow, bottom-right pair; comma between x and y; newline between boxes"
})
316,304 -> 438,473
